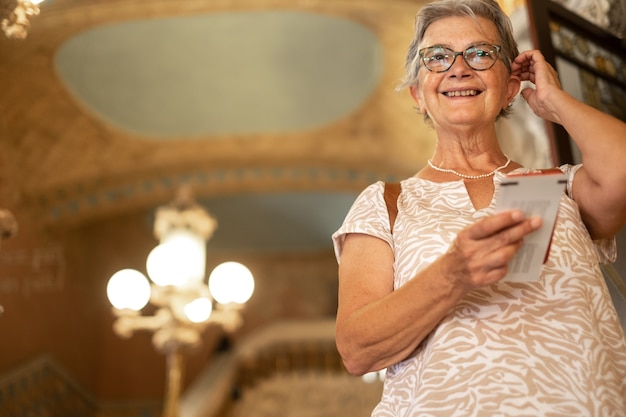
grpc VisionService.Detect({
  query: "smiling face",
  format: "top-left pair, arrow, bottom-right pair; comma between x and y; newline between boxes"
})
410,16 -> 520,132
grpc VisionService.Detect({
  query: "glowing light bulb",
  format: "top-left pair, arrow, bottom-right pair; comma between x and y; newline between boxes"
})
107,269 -> 151,310
208,262 -> 254,304
184,297 -> 213,323
146,230 -> 205,287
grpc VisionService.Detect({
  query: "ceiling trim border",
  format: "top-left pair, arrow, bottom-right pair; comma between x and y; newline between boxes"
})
31,165 -> 403,227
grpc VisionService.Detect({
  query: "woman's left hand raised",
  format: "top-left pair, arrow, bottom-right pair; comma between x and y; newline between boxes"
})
511,50 -> 565,125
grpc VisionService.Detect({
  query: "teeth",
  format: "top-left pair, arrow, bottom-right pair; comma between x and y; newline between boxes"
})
445,90 -> 478,97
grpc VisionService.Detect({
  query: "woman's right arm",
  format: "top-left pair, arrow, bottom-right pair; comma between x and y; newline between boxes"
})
335,210 -> 541,376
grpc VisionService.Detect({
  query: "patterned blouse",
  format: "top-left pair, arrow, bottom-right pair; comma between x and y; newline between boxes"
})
332,165 -> 626,417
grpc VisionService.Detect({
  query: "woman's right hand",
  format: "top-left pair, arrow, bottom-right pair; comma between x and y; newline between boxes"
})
439,210 -> 542,289
336,210 -> 542,375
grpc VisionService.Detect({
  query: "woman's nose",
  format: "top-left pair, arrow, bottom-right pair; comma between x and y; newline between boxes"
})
448,55 -> 472,76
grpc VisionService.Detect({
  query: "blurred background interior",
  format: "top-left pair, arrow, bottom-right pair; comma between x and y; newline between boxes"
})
1,0 -> 625,416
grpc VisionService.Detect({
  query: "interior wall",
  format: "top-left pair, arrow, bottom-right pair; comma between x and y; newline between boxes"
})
0,222 -> 99,390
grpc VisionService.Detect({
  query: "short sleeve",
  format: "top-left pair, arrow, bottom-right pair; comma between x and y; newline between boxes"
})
559,163 -> 617,263
331,181 -> 394,263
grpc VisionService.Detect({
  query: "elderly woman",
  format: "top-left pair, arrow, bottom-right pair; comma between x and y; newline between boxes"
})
332,0 -> 626,415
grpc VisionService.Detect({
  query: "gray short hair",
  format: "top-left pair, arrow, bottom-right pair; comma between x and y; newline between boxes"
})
398,0 -> 519,94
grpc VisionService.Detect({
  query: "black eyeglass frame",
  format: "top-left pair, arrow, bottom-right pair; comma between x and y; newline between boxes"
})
418,43 -> 502,73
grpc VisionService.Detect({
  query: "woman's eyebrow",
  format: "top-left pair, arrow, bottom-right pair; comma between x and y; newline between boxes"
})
422,41 -> 493,50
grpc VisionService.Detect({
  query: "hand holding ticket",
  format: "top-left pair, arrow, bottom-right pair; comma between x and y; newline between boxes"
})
494,170 -> 568,282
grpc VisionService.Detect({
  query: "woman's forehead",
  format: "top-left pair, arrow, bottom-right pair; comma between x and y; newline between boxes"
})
421,15 -> 499,47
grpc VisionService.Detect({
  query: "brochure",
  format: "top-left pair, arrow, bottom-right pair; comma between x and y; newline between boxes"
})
494,170 -> 568,282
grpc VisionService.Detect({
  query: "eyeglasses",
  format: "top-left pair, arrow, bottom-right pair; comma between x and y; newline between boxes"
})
418,43 -> 502,72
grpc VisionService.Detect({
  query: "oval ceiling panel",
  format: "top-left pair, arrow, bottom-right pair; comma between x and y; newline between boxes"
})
54,11 -> 383,138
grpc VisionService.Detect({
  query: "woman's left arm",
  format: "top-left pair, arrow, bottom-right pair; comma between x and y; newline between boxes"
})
512,50 -> 626,239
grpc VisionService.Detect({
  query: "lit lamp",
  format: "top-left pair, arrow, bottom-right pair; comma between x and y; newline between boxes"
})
106,188 -> 254,417
1,0 -> 45,39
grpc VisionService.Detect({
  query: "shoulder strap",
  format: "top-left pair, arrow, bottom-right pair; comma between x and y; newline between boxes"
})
383,182 -> 401,234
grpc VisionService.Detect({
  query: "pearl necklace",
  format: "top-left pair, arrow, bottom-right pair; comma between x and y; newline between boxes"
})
427,156 -> 511,180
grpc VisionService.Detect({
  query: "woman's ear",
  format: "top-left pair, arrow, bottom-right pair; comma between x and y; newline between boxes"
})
410,84 -> 426,115
505,73 -> 522,108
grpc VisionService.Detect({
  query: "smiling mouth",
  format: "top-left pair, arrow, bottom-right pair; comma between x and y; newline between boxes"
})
443,90 -> 480,97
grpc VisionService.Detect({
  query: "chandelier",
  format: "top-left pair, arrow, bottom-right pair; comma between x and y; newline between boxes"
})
1,0 -> 45,39
106,188 -> 255,417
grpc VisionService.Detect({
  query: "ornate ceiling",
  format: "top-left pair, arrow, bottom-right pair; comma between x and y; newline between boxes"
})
0,0 -> 436,252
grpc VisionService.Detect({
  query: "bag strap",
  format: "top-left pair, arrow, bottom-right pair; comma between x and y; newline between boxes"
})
383,182 -> 401,234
